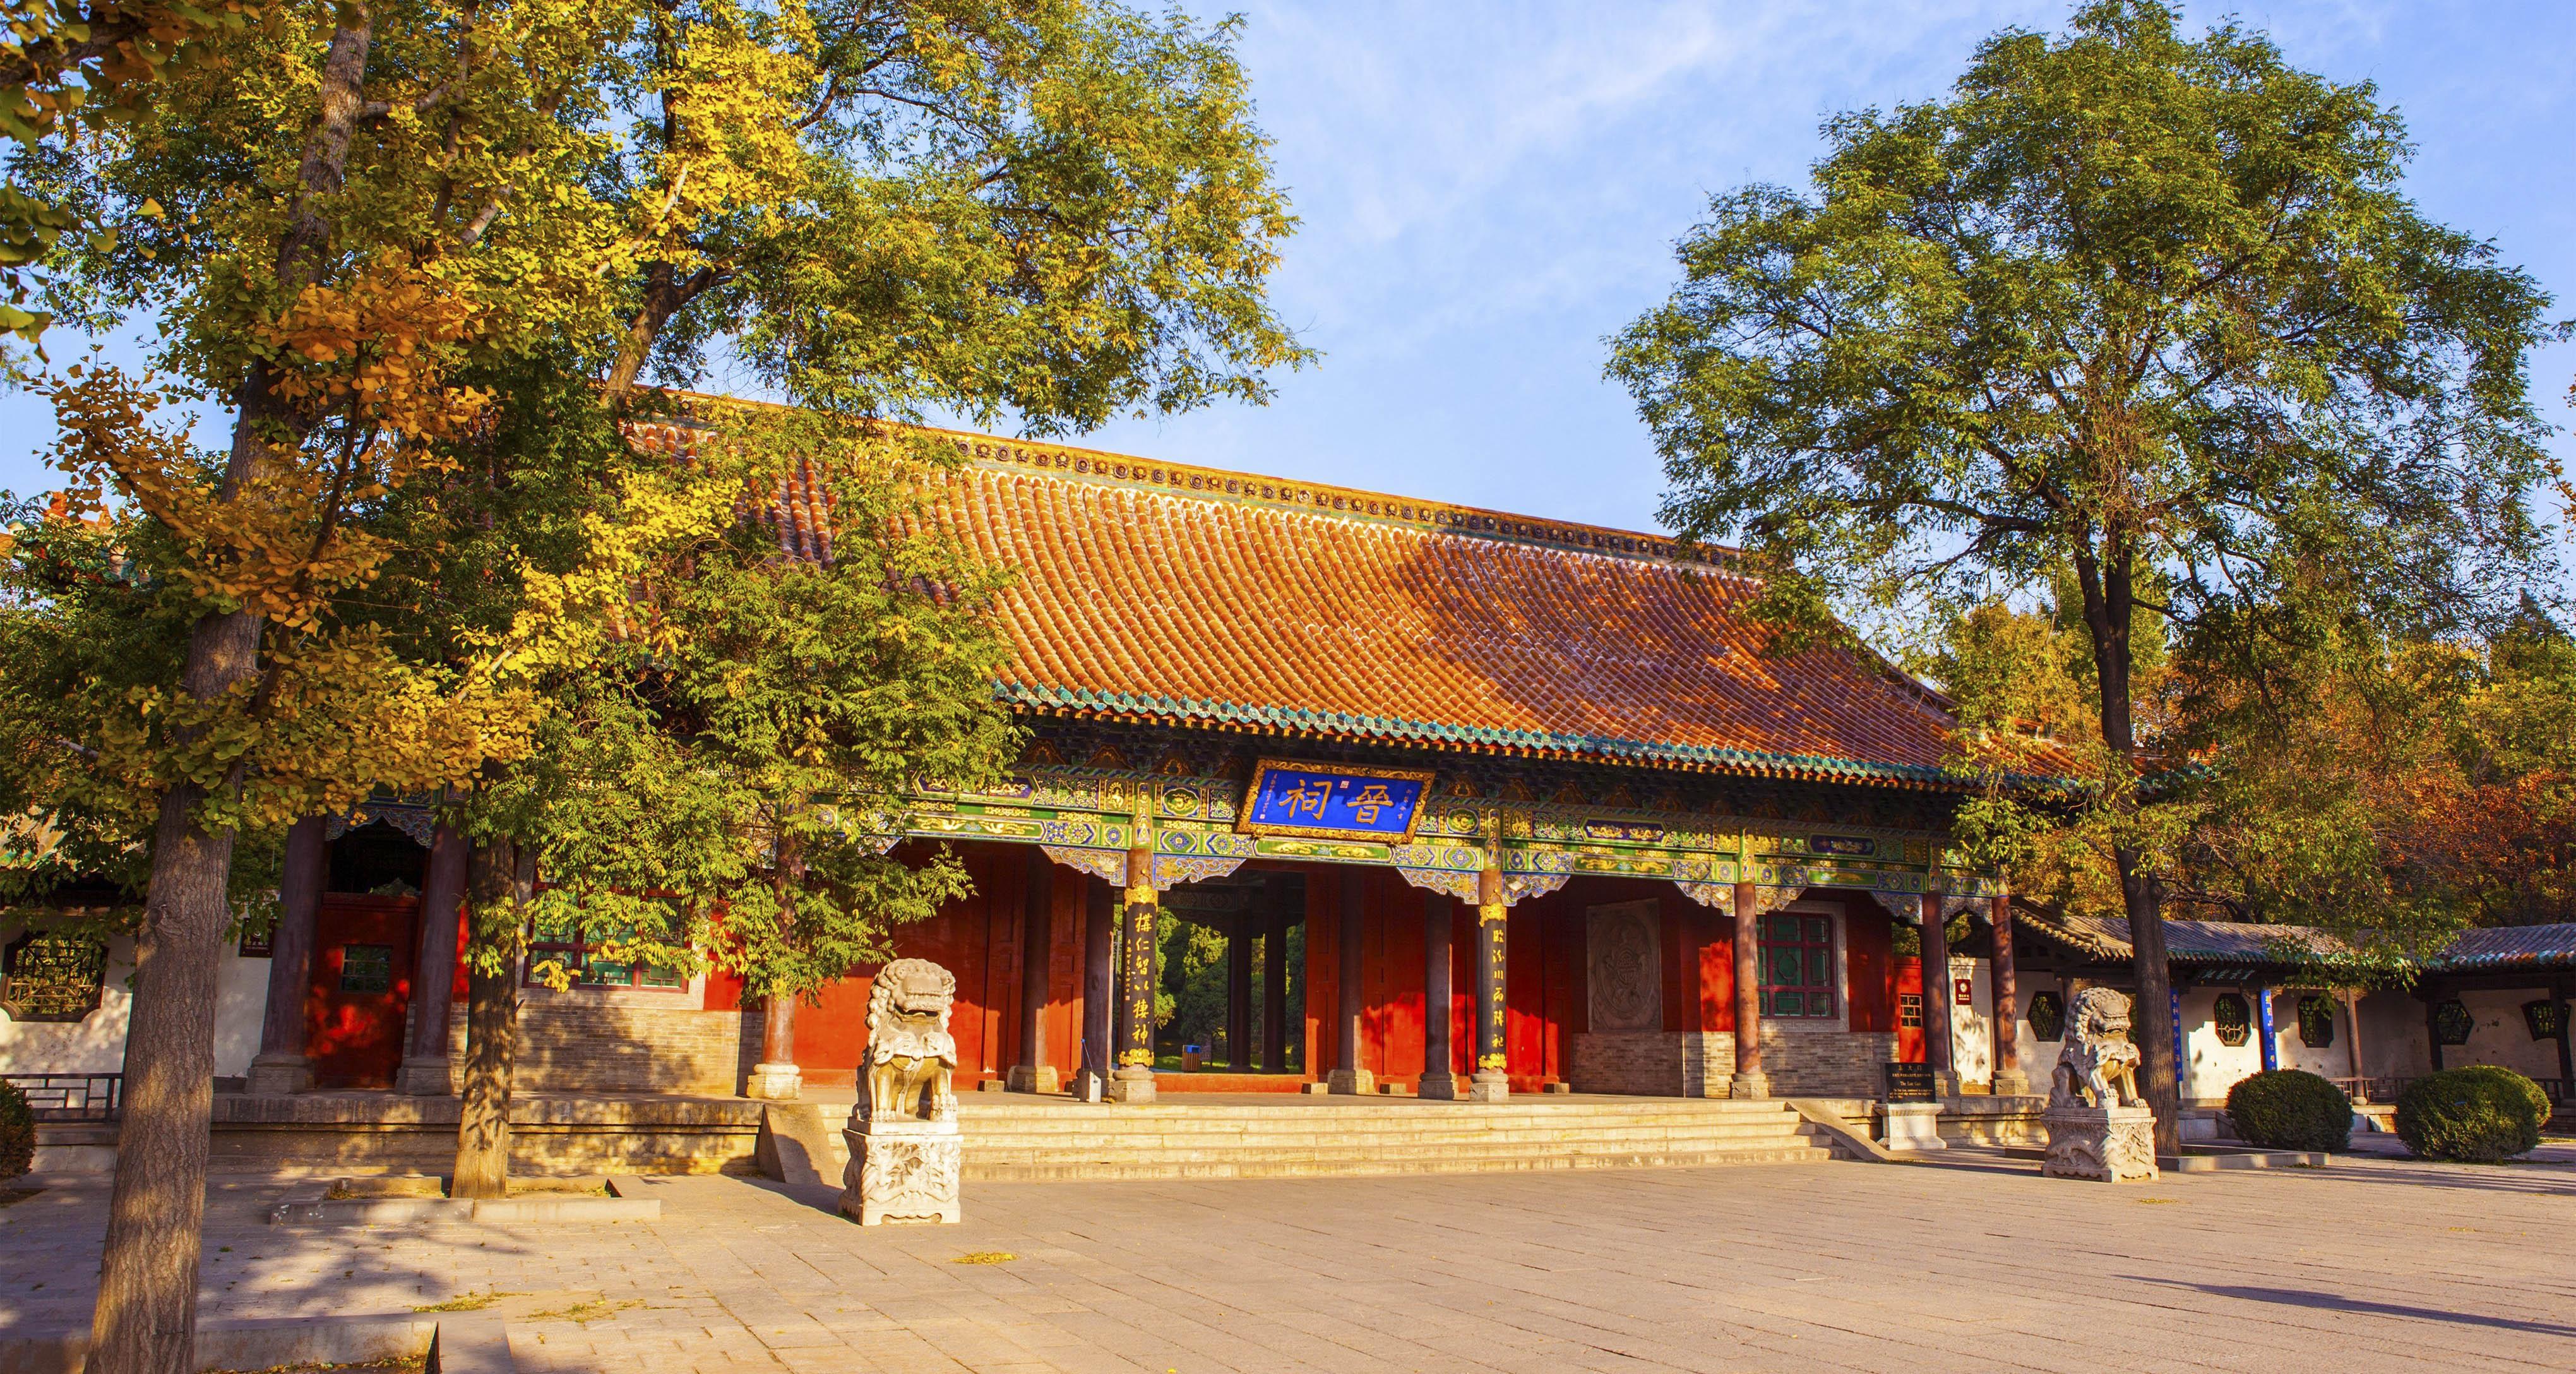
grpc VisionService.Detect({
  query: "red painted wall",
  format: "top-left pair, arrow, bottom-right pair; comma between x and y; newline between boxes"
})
1844,897 -> 1897,1033
306,895 -> 420,1089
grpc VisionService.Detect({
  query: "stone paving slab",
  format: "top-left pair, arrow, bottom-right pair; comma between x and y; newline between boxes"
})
5,1148 -> 2575,1372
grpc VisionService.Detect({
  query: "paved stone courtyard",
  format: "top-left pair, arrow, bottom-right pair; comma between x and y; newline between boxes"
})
6,1149 -> 2573,1373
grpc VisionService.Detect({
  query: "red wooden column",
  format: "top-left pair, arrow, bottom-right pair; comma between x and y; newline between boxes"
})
1419,889 -> 1459,1099
1921,892 -> 1958,1097
1731,880 -> 1768,1099
247,816 -> 330,1096
1990,893 -> 2029,1096
395,821 -> 470,1096
748,995 -> 801,1100
1328,869 -> 1371,1094
1010,847 -> 1060,1093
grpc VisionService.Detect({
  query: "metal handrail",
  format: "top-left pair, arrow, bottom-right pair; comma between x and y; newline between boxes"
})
2,1072 -> 122,1121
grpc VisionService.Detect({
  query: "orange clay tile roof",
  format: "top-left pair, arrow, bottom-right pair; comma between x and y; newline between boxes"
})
635,410 -> 1965,788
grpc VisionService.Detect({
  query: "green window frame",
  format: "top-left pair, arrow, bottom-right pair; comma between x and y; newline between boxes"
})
527,901 -> 686,991
1759,911 -> 1837,1019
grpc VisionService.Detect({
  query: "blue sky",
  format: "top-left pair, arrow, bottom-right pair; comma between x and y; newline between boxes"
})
7,0 -> 2573,551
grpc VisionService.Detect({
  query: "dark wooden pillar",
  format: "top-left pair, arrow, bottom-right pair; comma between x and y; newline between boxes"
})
2555,983 -> 2574,1099
1261,896 -> 1290,1073
1108,839 -> 1159,1102
1010,847 -> 1059,1092
1467,865 -> 1509,1101
1419,890 -> 1458,1099
396,821 -> 470,1095
1329,869 -> 1370,1093
1990,893 -> 2027,1096
1225,914 -> 1253,1068
1731,880 -> 1767,1098
2422,985 -> 2443,1076
1921,892 -> 1957,1096
1075,880 -> 1114,1101
247,815 -> 329,1095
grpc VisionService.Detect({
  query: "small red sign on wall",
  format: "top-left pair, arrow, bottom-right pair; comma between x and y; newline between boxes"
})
1954,977 -> 1974,1007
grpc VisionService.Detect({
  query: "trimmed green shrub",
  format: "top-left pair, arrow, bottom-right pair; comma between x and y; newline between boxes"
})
0,1081 -> 33,1182
2395,1066 -> 2550,1162
2224,1069 -> 2352,1152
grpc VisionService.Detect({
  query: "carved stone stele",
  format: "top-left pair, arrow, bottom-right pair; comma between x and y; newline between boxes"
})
839,959 -> 964,1226
2042,987 -> 2158,1181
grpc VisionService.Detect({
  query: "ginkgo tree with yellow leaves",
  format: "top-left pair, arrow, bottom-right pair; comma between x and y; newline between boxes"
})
7,3 -> 1303,1370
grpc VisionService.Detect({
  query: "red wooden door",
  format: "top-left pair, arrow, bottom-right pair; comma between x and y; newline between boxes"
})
306,894 -> 420,1089
1894,956 -> 1926,1064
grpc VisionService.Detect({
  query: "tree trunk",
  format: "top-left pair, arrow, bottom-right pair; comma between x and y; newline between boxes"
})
2073,534 -> 2181,1156
451,839 -> 525,1199
90,21 -> 381,1370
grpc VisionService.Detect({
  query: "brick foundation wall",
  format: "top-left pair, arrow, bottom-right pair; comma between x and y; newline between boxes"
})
1571,1029 -> 1897,1098
1570,1032 -> 1731,1097
1763,1030 -> 1896,1097
443,991 -> 743,1094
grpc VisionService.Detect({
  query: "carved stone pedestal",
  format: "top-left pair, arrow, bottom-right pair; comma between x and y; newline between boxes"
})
246,1053 -> 313,1097
1327,1068 -> 1375,1096
1005,1064 -> 1061,1094
1106,1066 -> 1157,1104
1883,1101 -> 1948,1151
1417,1070 -> 1460,1101
839,1118 -> 962,1226
1465,1069 -> 1510,1102
746,1061 -> 803,1101
1069,1069 -> 1107,1103
1992,1068 -> 2032,1099
393,1055 -> 455,1096
1729,1071 -> 1770,1101
2042,1104 -> 2159,1182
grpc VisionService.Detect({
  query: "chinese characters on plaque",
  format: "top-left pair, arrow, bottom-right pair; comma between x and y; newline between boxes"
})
1237,760 -> 1434,842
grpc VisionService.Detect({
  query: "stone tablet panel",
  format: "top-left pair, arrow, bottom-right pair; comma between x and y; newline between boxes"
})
1585,900 -> 1663,1032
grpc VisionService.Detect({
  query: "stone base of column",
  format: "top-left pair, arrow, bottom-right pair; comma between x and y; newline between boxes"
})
1931,1070 -> 1963,1099
1005,1065 -> 1062,1094
245,1053 -> 313,1097
1465,1070 -> 1510,1102
1729,1071 -> 1771,1101
1069,1069 -> 1107,1103
1992,1068 -> 2033,1098
1417,1070 -> 1461,1100
1326,1067 -> 1376,1096
746,1061 -> 803,1101
1106,1066 -> 1157,1104
393,1055 -> 455,1096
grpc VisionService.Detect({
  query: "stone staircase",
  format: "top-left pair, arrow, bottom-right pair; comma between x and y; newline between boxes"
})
808,1097 -> 1846,1182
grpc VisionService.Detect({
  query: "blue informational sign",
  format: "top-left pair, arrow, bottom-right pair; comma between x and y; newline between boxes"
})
1237,760 -> 1434,842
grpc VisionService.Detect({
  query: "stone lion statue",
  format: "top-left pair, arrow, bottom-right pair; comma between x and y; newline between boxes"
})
863,959 -> 958,1123
2049,986 -> 2145,1109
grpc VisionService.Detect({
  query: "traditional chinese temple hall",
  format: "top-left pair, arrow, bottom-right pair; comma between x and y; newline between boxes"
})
10,420 -> 2566,1175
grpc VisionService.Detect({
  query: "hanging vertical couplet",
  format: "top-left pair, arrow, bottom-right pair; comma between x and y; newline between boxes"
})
1119,837 -> 1159,1068
1476,866 -> 1508,1073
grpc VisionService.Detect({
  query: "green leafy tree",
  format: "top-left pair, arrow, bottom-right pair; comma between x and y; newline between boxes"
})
1609,0 -> 2557,1150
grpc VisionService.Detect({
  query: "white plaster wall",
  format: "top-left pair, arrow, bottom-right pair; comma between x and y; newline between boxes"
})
2177,987 -> 2264,1102
1,935 -> 271,1078
2273,991 -> 2359,1079
2449,988 -> 2564,1081
212,946 -> 271,1077
2358,990 -> 2433,1079
1948,957 -> 1993,1086
0,936 -> 137,1075
2017,974 -> 2067,1092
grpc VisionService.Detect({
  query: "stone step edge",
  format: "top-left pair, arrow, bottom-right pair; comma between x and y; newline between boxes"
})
962,1149 -> 1840,1181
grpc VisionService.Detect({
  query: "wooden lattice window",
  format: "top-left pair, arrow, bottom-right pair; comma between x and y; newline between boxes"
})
2432,999 -> 2474,1046
2213,993 -> 2251,1048
2296,994 -> 2335,1048
2027,991 -> 2065,1042
1760,912 -> 1835,1019
526,897 -> 687,991
2524,999 -> 2567,1043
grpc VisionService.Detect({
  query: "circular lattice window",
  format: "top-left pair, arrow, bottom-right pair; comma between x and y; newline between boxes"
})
2296,994 -> 2336,1049
2213,993 -> 2251,1048
2027,991 -> 2065,1042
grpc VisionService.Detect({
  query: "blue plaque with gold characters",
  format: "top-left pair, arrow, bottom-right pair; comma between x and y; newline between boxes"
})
1237,760 -> 1434,842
